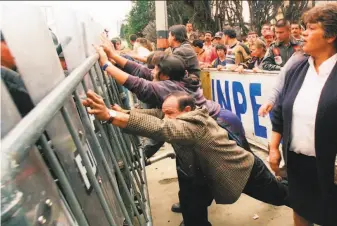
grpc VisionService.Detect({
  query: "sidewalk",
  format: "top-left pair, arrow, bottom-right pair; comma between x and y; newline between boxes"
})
146,144 -> 293,226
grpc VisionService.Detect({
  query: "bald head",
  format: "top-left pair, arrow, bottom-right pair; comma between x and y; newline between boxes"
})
162,92 -> 196,119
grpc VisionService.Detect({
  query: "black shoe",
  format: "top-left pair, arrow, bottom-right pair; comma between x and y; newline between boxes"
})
171,202 -> 181,213
179,221 -> 184,226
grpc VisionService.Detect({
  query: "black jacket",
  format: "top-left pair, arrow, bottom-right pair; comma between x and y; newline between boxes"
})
271,56 -> 337,225
1,67 -> 34,117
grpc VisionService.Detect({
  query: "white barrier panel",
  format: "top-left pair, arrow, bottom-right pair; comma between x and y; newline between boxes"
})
208,69 -> 279,148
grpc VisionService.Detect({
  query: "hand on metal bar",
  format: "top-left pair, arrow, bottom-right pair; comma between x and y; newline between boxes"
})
93,45 -> 109,67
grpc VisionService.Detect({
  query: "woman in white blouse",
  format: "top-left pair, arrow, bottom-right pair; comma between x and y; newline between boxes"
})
270,3 -> 337,226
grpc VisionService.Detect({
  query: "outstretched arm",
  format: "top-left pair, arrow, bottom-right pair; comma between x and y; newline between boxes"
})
82,90 -> 203,144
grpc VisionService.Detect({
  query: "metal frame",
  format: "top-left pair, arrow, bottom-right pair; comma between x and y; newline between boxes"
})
1,54 -> 153,226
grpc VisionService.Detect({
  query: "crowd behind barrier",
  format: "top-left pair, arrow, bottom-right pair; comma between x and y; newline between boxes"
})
2,2 -> 337,226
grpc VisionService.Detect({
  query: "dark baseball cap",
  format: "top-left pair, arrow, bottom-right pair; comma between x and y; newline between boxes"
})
214,32 -> 223,39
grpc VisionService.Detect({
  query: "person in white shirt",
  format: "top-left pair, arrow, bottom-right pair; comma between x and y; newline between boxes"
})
269,3 -> 337,226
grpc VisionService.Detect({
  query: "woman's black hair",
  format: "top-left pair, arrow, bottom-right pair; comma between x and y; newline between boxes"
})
192,40 -> 204,49
215,44 -> 227,52
157,55 -> 186,81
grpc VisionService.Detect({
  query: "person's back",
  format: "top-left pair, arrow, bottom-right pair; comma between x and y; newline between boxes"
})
175,107 -> 254,204
172,41 -> 200,77
168,25 -> 201,77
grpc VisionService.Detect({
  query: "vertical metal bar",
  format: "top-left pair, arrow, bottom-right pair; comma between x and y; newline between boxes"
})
38,134 -> 90,226
126,134 -> 144,172
100,66 -> 115,106
94,121 -> 144,224
106,124 -> 149,222
130,135 -> 142,163
117,129 -> 146,185
139,144 -> 153,226
88,69 -> 99,93
109,76 -> 124,107
73,90 -> 134,226
84,66 -> 144,223
60,106 -> 117,226
107,77 -> 144,173
94,63 -> 114,105
95,66 -> 147,200
93,67 -> 149,221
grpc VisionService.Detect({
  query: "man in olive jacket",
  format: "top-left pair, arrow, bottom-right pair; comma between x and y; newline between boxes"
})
83,90 -> 288,226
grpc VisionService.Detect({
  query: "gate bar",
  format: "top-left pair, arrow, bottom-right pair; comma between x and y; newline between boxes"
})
1,54 -> 98,161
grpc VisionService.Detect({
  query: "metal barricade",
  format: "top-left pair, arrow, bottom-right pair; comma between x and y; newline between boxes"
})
1,3 -> 152,226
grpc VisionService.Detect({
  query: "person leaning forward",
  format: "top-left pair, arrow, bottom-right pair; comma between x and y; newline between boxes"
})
83,90 -> 289,226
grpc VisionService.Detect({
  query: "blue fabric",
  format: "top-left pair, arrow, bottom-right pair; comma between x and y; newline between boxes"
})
216,108 -> 251,152
213,58 -> 227,67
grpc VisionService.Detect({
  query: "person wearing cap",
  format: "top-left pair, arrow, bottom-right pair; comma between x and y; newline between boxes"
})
213,32 -> 223,46
262,19 -> 302,71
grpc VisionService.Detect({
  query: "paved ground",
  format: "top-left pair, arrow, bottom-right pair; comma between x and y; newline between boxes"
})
146,144 -> 293,226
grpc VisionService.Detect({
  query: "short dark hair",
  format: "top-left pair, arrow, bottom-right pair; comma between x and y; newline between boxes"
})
157,55 -> 186,81
164,91 -> 196,111
223,28 -> 236,39
205,31 -> 213,36
169,25 -> 188,43
291,22 -> 301,28
129,34 -> 137,42
198,32 -> 205,37
248,31 -> 257,36
192,40 -> 203,48
275,19 -> 290,28
262,23 -> 271,28
215,44 -> 226,52
147,51 -> 165,69
302,2 -> 337,50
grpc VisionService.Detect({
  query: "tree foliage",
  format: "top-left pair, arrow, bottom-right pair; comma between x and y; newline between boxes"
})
247,0 -> 283,34
120,1 -> 155,40
280,0 -> 310,23
122,0 -> 312,41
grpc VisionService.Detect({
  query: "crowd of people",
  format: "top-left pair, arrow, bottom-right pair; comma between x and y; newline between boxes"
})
187,19 -> 303,73
85,3 -> 336,226
1,2 -> 336,226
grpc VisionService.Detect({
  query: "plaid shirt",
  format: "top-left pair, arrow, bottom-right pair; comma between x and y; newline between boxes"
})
123,107 -> 254,204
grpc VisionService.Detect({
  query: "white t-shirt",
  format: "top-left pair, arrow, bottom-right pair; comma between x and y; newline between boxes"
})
290,53 -> 337,156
